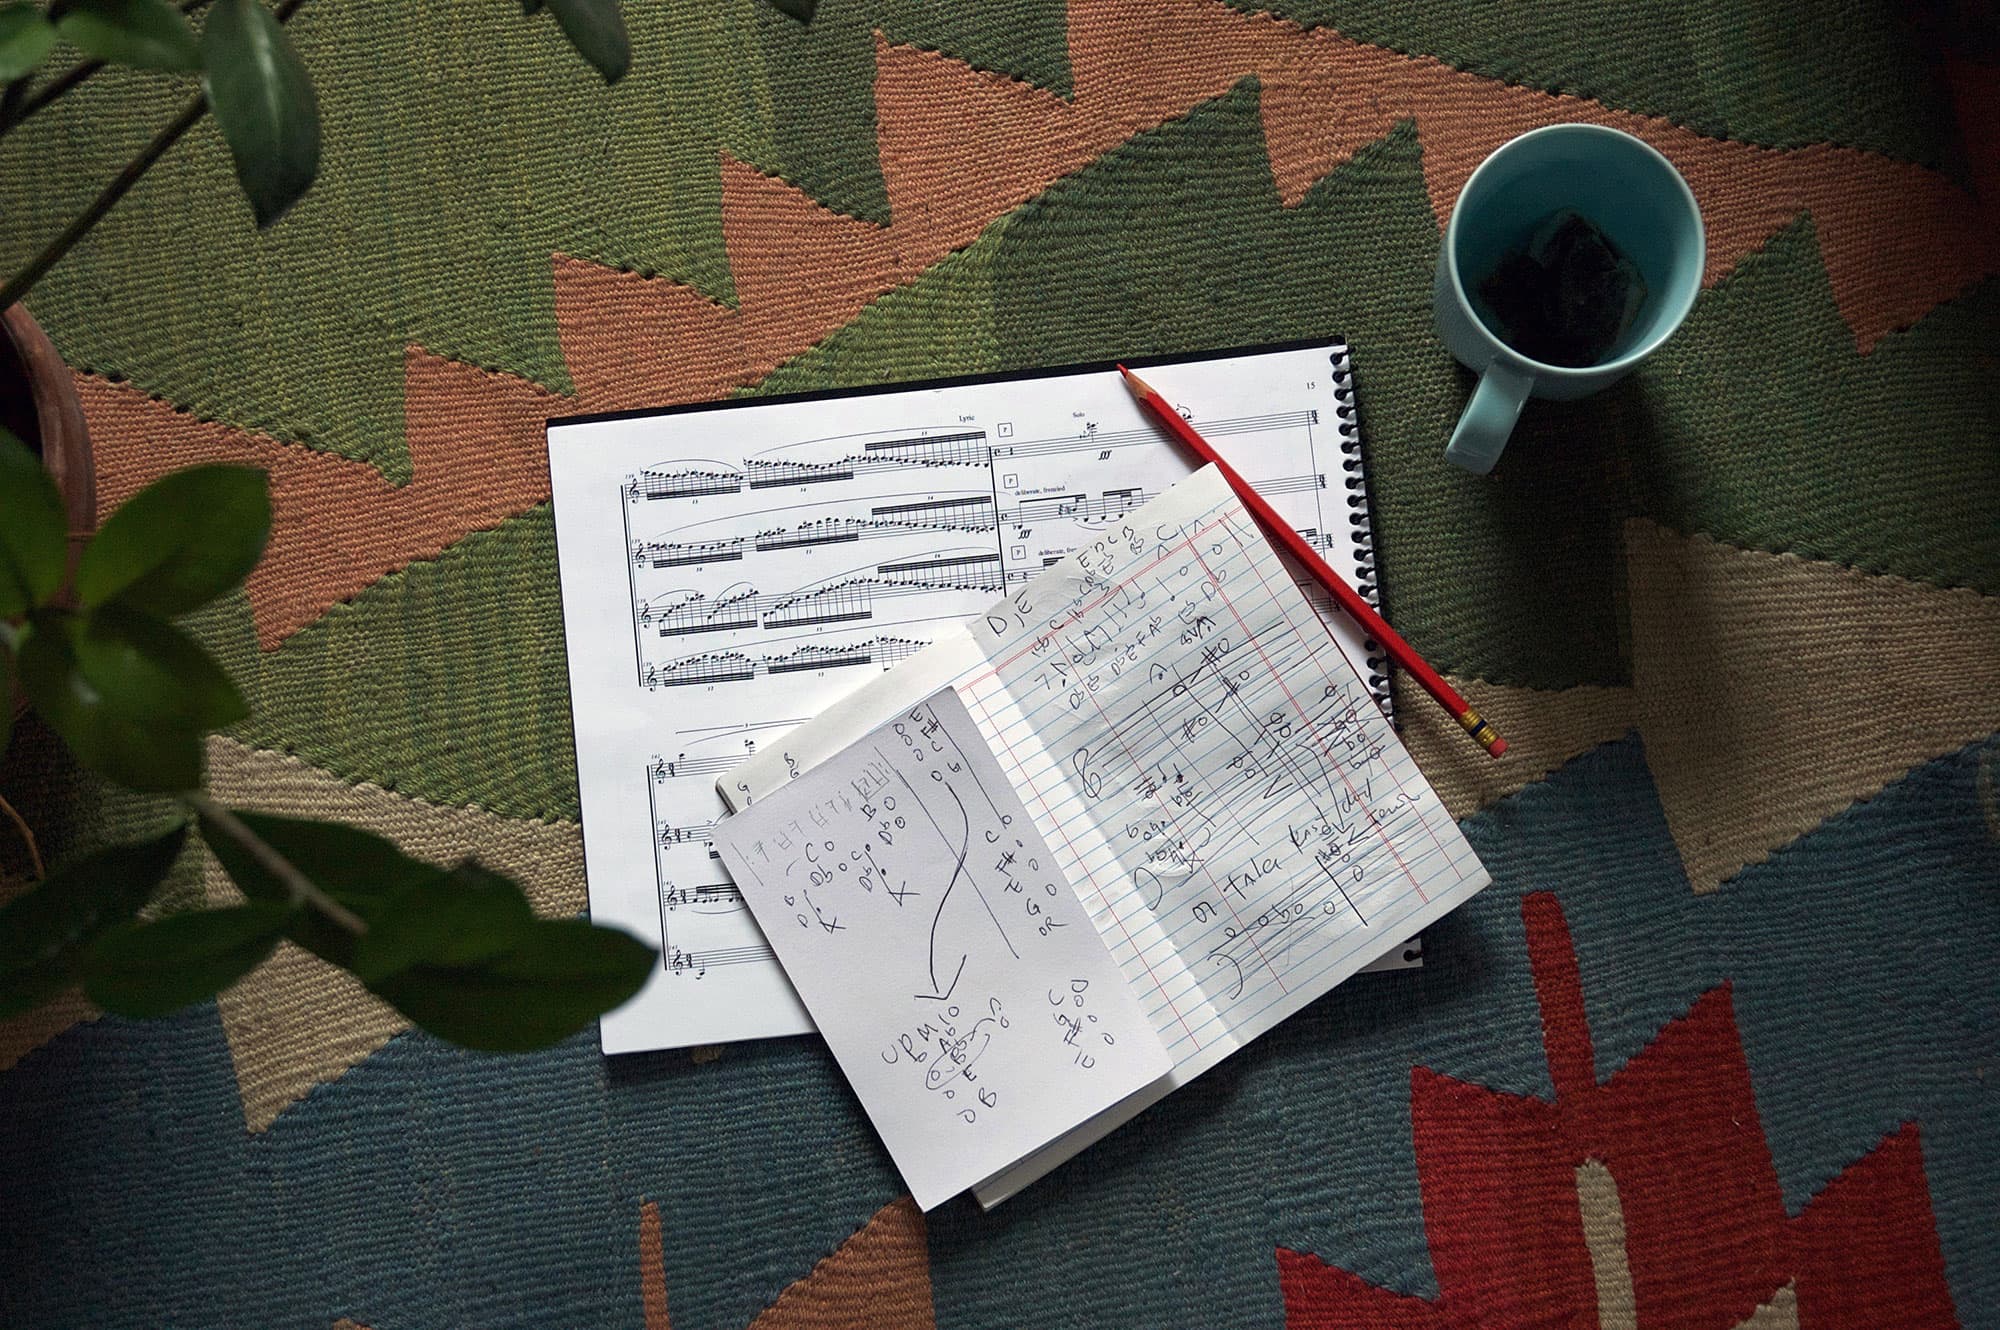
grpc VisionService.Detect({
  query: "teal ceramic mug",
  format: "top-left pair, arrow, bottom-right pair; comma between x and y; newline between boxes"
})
1434,124 -> 1705,474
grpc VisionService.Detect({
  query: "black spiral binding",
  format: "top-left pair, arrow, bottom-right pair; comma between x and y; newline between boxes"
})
1329,343 -> 1395,721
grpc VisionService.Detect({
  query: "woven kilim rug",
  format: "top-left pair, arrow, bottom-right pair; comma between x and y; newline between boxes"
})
2,1 -> 1997,1326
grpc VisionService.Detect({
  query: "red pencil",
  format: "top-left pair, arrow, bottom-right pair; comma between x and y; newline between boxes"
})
1119,365 -> 1507,760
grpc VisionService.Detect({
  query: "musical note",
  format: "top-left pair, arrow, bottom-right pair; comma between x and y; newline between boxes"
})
641,636 -> 929,690
661,881 -> 742,909
664,943 -> 775,977
992,409 -> 1314,461
641,567 -> 1006,638
553,345 -> 1363,1052
626,469 -> 743,500
744,448 -> 987,489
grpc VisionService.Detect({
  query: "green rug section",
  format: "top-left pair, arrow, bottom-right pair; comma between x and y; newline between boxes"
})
205,82 -> 2000,815
750,0 -> 1072,225
0,1 -> 780,480
2,1 -> 1974,486
1634,223 -> 2000,594
979,89 -> 1632,687
749,237 -> 1006,393
1251,0 -> 1960,170
182,511 -> 582,825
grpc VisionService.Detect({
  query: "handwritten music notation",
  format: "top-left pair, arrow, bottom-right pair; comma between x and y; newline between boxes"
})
712,688 -> 1171,1208
550,346 -> 1357,1051
715,462 -> 1482,1200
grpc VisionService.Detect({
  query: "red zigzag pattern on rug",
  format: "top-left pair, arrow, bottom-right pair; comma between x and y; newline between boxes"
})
1276,892 -> 1960,1328
79,0 -> 2000,648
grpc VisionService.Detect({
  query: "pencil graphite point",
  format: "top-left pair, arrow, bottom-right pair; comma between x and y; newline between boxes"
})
1117,365 -> 1156,399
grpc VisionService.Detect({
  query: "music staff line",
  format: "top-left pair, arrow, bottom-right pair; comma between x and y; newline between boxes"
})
629,474 -> 1326,573
631,491 -> 1143,569
642,635 -> 929,690
641,570 -> 1013,638
665,943 -> 775,977
623,409 -> 1318,501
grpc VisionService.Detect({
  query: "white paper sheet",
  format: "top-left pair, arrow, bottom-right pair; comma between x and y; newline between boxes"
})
711,688 -> 1172,1210
720,469 -> 1490,1204
545,344 -> 1394,1053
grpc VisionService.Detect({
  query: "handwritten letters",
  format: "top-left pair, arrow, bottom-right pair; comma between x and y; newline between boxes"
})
713,689 -> 1169,1209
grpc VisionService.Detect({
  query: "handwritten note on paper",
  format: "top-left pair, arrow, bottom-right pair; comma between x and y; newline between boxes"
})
959,467 -> 1488,1065
717,468 -> 1490,1205
710,688 -> 1172,1210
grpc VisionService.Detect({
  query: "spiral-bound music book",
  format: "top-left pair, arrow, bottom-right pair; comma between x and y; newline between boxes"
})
547,342 -> 1416,1056
712,464 -> 1489,1208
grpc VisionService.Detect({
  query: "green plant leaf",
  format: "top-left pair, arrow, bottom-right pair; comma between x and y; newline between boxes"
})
200,0 -> 320,228
16,615 -> 205,791
82,902 -> 289,1016
67,605 -> 247,731
0,3 -> 57,81
75,463 -> 269,616
762,0 -> 818,21
369,918 -> 654,1051
200,810 -> 438,966
0,824 -> 186,1017
206,811 -> 438,905
56,0 -> 200,71
0,426 -> 68,620
349,861 -> 536,985
544,0 -> 627,83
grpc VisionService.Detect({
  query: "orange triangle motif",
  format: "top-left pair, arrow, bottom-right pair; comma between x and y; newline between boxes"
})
77,0 -> 1999,650
1277,892 -> 1960,1328
637,1194 -> 935,1330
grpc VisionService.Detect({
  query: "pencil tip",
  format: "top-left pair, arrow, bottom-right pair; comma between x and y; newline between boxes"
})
1117,365 -> 1153,399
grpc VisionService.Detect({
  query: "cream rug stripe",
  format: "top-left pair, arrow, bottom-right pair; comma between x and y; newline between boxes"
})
1625,518 -> 2000,894
1394,674 -> 1637,820
201,736 -> 586,1131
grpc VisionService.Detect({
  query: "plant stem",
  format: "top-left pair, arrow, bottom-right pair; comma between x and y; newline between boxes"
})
4,59 -> 107,137
0,790 -> 44,880
0,0 -> 309,310
0,77 -> 29,130
183,791 -> 369,935
0,0 -> 218,140
0,93 -> 206,311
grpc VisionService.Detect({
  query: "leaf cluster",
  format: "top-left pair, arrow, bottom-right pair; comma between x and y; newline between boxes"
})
0,428 -> 655,1048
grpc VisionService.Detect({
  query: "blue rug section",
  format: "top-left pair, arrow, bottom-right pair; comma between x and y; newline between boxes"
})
0,1007 -> 898,1329
0,734 -> 1993,1329
1567,736 -> 2000,1327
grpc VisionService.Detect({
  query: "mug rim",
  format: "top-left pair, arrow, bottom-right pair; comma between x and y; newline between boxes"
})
1443,123 -> 1706,379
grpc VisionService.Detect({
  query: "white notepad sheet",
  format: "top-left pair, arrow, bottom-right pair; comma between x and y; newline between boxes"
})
712,687 -> 1174,1210
718,469 -> 1489,1206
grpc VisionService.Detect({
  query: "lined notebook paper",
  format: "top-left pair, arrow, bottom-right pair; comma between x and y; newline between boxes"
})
717,467 -> 1489,1207
712,687 -> 1174,1210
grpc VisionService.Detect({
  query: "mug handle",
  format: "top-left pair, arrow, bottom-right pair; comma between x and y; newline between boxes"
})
1444,362 -> 1534,475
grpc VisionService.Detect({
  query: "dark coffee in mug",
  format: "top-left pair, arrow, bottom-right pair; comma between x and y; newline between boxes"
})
1476,210 -> 1648,369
